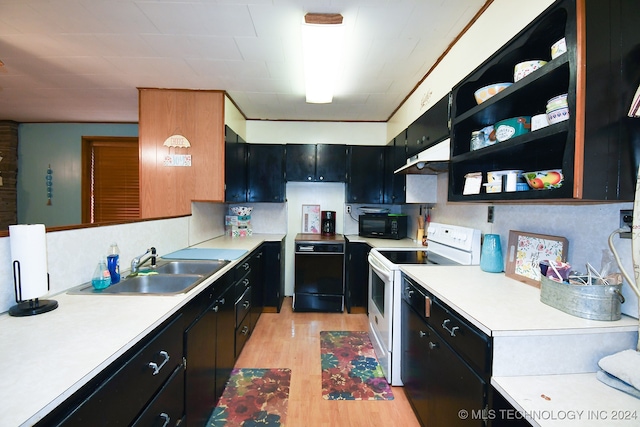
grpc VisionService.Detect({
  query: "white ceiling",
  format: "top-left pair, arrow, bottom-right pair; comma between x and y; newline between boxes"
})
0,0 -> 487,123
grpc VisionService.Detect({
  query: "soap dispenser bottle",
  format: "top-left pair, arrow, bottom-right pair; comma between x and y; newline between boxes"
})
92,257 -> 111,290
107,243 -> 120,284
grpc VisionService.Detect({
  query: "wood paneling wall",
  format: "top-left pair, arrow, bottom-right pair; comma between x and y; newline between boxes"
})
0,121 -> 18,230
139,89 -> 225,218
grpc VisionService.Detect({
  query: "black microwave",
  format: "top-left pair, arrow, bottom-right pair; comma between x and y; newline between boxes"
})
358,214 -> 407,240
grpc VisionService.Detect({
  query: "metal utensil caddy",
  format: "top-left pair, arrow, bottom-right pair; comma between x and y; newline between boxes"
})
540,275 -> 624,321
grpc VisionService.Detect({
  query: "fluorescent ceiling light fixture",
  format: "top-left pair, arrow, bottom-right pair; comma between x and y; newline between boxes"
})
302,13 -> 345,104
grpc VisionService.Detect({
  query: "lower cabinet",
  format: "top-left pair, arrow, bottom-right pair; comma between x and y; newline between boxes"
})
401,275 -> 491,427
46,315 -> 185,427
263,240 -> 285,312
184,271 -> 234,427
345,240 -> 370,312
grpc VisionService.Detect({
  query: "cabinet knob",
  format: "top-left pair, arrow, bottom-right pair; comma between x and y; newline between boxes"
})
243,278 -> 250,287
211,305 -> 219,312
243,300 -> 250,309
241,325 -> 250,335
428,341 -> 439,350
419,330 -> 427,338
159,413 -> 171,427
218,298 -> 226,305
307,176 -> 312,181
319,175 -> 324,180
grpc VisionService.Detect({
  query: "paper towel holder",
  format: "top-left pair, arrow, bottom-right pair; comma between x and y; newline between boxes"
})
9,260 -> 58,317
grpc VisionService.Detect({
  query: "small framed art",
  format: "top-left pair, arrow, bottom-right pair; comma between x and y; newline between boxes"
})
301,204 -> 321,233
505,230 -> 568,287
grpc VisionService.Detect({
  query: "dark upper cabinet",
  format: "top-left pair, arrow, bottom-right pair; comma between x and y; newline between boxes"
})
346,145 -> 384,203
383,131 -> 407,204
247,144 -> 286,202
225,126 -> 247,202
406,93 -> 451,158
286,144 -> 346,182
448,0 -> 639,202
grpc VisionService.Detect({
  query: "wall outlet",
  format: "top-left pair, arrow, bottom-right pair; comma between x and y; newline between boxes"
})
346,205 -> 352,214
487,206 -> 494,223
620,209 -> 633,238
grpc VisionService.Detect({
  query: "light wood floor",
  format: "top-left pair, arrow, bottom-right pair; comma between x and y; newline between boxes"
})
235,297 -> 421,427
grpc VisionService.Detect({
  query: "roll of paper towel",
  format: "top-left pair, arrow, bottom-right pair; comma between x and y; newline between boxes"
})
9,224 -> 49,300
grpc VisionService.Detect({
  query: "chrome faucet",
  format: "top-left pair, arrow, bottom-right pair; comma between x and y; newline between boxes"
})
130,247 -> 157,274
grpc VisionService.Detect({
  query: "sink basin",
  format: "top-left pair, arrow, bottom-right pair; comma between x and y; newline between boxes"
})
68,259 -> 229,295
153,260 -> 228,276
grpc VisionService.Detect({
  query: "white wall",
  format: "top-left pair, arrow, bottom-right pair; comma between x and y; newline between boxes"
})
247,120 -> 387,145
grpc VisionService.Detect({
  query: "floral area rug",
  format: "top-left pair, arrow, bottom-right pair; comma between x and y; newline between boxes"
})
320,331 -> 394,400
208,368 -> 291,427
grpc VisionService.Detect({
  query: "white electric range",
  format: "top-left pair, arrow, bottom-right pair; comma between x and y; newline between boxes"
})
367,222 -> 481,386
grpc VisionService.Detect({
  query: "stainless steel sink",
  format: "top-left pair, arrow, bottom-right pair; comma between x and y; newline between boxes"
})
153,260 -> 228,276
68,259 -> 229,295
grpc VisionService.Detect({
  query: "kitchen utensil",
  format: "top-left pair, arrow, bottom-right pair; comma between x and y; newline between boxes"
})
473,82 -> 512,104
514,60 -> 547,82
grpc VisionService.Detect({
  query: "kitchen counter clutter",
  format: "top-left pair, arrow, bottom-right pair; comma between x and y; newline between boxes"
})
401,265 -> 639,426
0,233 -> 284,427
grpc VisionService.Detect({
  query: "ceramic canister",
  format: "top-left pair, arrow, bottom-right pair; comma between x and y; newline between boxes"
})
480,234 -> 504,273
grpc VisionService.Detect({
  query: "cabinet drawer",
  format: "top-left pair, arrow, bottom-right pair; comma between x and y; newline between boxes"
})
235,287 -> 252,327
234,273 -> 251,302
234,259 -> 251,281
131,364 -> 185,427
235,314 -> 251,358
58,315 -> 183,426
430,298 -> 491,376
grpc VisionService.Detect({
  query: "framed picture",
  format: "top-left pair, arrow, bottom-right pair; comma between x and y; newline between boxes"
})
301,204 -> 321,234
505,230 -> 568,287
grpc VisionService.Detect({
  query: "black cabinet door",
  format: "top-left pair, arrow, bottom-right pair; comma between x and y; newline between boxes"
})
262,241 -> 285,312
250,249 -> 264,330
383,135 -> 407,204
286,144 -> 316,182
346,145 -> 384,203
406,93 -> 450,158
316,144 -> 346,182
225,141 -> 247,202
215,283 -> 236,400
248,144 -> 285,202
345,241 -> 370,312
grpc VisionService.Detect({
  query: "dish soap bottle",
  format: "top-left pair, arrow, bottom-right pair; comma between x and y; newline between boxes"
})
107,243 -> 120,284
92,257 -> 111,290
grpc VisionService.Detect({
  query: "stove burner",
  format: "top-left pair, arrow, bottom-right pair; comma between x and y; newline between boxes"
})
376,250 -> 460,266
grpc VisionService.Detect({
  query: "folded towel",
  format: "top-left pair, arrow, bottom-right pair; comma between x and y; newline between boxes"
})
596,370 -> 640,399
598,349 -> 640,391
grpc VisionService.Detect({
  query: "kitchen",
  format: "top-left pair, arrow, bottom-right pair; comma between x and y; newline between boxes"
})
1,0 -> 640,426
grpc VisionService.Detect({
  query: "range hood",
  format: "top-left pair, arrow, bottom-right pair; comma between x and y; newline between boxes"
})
394,138 -> 450,175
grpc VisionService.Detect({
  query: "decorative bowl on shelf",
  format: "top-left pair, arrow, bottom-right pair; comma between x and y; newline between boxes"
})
473,83 -> 513,104
546,107 -> 570,124
546,93 -> 568,111
551,38 -> 567,59
494,117 -> 531,142
230,206 -> 253,216
522,169 -> 564,190
513,60 -> 548,82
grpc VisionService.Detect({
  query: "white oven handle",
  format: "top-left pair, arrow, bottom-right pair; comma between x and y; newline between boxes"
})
368,253 -> 392,282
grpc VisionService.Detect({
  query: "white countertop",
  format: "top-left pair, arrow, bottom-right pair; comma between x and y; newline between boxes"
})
0,234 -> 283,427
492,374 -> 640,427
344,234 -> 425,248
401,265 -> 640,426
400,265 -> 639,337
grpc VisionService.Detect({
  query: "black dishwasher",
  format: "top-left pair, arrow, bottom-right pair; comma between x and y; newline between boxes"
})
293,233 -> 345,312
401,275 -> 492,426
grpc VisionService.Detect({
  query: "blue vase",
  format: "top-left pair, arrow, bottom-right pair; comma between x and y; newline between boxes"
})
480,234 -> 503,273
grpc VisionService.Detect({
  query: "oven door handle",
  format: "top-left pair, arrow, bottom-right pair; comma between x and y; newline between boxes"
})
368,254 -> 392,281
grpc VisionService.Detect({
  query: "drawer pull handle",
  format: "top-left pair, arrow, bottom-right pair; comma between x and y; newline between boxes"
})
243,278 -> 250,287
419,330 -> 427,338
428,341 -> 439,350
211,305 -> 219,312
241,326 -> 250,335
159,413 -> 170,427
218,298 -> 225,305
148,351 -> 170,376
243,301 -> 250,309
243,262 -> 250,270
442,319 -> 459,337
406,289 -> 414,298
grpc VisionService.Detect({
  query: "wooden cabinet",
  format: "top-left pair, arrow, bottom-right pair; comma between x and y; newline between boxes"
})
139,89 -> 225,217
448,0 -> 638,202
383,133 -> 407,204
286,144 -> 346,182
262,240 -> 285,312
346,145 -> 385,203
345,240 -> 370,313
406,93 -> 451,158
50,315 -> 185,427
225,125 -> 248,203
247,144 -> 286,202
183,272 -> 234,427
